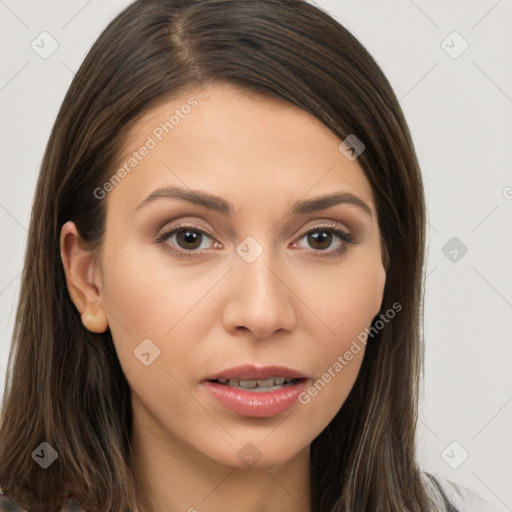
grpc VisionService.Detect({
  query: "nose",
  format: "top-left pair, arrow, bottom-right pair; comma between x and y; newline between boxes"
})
221,249 -> 297,339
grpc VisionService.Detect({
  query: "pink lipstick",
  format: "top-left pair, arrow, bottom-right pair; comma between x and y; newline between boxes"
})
201,364 -> 310,418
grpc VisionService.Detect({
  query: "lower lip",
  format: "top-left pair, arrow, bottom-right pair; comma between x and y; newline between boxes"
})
202,379 -> 309,418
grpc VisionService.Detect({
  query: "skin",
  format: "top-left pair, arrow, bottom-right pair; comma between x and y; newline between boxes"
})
61,83 -> 387,512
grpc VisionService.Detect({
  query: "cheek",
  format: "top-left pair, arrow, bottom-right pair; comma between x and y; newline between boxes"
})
299,250 -> 385,406
99,250 -> 217,428
99,240 -> 220,373
309,249 -> 386,343
100,225 -> 385,410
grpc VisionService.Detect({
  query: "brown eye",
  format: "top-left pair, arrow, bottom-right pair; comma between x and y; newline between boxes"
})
292,224 -> 355,259
175,228 -> 204,250
157,224 -> 216,258
307,229 -> 334,251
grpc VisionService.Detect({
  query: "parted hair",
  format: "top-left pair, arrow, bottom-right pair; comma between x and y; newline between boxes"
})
0,1 -> 450,511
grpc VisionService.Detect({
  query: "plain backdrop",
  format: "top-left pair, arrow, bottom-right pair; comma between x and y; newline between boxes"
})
0,0 -> 511,510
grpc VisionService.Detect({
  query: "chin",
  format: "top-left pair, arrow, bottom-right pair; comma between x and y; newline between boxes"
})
202,437 -> 309,470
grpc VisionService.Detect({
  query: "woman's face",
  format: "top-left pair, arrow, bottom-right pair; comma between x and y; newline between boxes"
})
89,83 -> 386,468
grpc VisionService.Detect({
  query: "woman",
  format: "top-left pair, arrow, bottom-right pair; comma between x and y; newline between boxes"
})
0,0 -> 500,511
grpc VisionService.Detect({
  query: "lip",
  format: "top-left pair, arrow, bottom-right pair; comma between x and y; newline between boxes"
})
204,363 -> 309,381
201,379 -> 310,418
201,364 -> 310,418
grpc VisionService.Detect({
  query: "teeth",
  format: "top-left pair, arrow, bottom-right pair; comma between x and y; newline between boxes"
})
216,376 -> 298,389
239,379 -> 258,388
257,377 -> 276,387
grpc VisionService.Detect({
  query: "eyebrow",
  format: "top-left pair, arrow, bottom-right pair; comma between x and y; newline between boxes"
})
135,185 -> 374,218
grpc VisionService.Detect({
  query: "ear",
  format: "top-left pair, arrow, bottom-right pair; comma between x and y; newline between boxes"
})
60,221 -> 109,333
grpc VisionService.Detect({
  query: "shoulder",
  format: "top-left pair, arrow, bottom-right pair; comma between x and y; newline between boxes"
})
422,473 -> 502,512
0,490 -> 86,512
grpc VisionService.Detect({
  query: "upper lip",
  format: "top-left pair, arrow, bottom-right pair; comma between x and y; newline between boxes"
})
204,364 -> 309,381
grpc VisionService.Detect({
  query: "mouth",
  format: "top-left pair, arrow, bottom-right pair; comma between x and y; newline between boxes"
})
204,363 -> 309,382
207,376 -> 307,393
201,364 -> 310,417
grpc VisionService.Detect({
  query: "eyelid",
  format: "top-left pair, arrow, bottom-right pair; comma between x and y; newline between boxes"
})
157,220 -> 217,241
291,222 -> 354,258
155,219 -> 355,260
295,219 -> 351,239
157,216 -> 352,240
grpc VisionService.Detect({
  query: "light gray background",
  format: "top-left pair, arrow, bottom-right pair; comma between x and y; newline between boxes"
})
0,0 -> 511,509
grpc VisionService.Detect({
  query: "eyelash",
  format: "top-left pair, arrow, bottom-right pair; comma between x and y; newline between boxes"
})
155,222 -> 355,260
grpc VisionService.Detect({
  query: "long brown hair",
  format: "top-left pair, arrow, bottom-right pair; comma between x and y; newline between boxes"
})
0,1 -> 442,510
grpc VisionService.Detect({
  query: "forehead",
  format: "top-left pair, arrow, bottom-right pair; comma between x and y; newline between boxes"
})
106,82 -> 376,217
